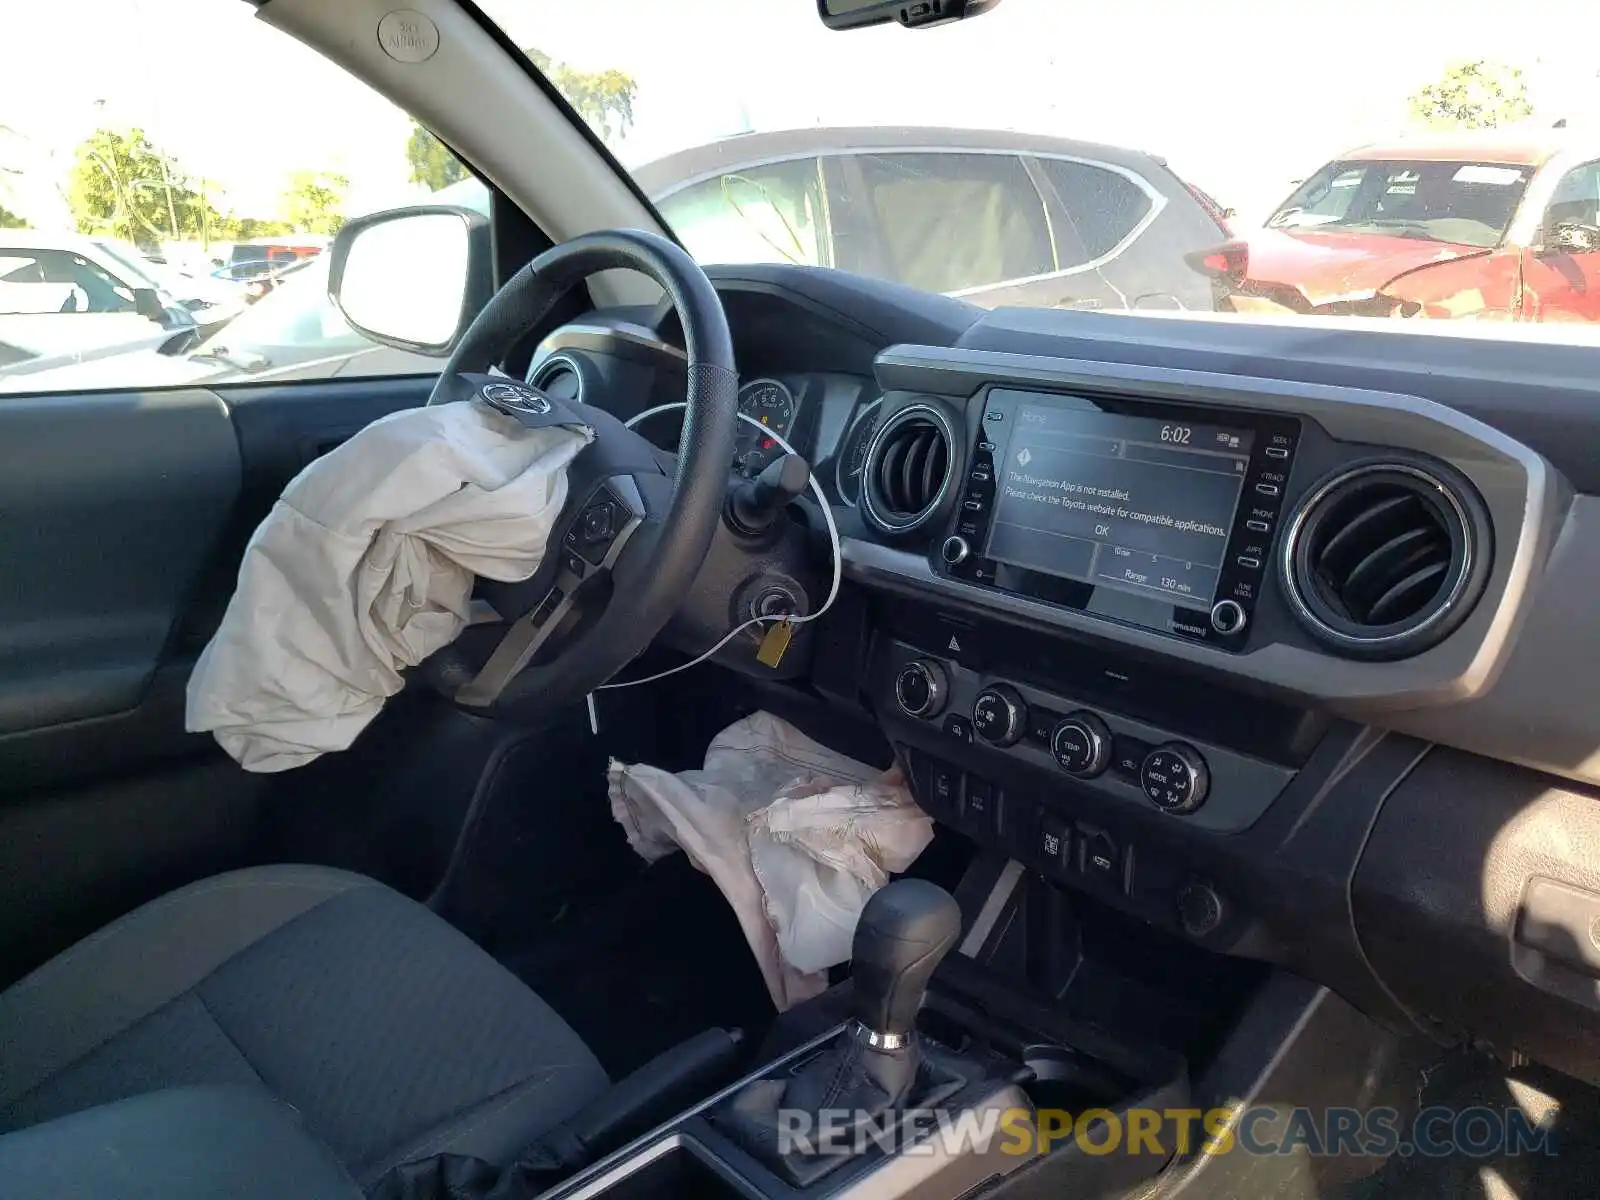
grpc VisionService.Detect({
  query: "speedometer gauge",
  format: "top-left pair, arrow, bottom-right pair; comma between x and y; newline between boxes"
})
734,378 -> 797,477
834,399 -> 883,506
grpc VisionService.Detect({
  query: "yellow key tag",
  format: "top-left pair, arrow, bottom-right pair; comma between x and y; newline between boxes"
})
756,619 -> 794,669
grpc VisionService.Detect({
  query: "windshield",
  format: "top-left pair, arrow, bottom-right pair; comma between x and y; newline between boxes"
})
476,0 -> 1599,331
1267,160 -> 1532,247
4,0 -> 1600,397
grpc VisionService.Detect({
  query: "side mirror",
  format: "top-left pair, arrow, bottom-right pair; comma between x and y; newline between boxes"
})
1544,221 -> 1600,255
327,206 -> 492,356
132,287 -> 166,322
817,0 -> 1001,30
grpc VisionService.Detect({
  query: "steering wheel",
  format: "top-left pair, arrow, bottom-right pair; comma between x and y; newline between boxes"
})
423,229 -> 737,718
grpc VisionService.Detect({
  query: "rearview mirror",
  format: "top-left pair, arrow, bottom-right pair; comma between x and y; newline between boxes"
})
817,0 -> 1001,30
327,206 -> 492,355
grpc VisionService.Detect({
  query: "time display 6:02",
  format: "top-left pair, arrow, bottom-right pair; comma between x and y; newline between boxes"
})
1159,424 -> 1193,444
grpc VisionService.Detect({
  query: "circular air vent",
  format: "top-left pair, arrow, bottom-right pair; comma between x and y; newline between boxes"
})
527,354 -> 585,405
860,404 -> 956,536
1282,462 -> 1491,658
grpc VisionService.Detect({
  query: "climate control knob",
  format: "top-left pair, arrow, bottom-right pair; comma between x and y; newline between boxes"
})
894,660 -> 948,719
972,684 -> 1026,747
1140,742 -> 1210,814
1049,711 -> 1112,778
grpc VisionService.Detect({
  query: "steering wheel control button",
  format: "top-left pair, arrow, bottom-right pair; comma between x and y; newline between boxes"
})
579,503 -> 615,544
972,684 -> 1026,747
940,535 -> 971,565
1140,743 -> 1211,814
529,588 -> 564,629
1209,598 -> 1248,636
942,714 -> 974,744
894,660 -> 947,719
1050,711 -> 1112,778
568,495 -> 628,566
1177,882 -> 1226,938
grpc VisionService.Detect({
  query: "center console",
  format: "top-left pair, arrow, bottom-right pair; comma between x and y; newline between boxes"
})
817,341 -> 1556,976
540,878 -> 1190,1200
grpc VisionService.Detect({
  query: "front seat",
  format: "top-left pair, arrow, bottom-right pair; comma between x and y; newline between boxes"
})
0,865 -> 610,1186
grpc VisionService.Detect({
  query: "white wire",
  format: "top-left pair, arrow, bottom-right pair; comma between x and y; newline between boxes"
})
595,403 -> 843,691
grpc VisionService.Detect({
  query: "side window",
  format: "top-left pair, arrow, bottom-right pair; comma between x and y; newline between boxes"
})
1545,161 -> 1600,232
848,152 -> 1053,294
1037,159 -> 1154,264
655,159 -> 828,268
0,3 -> 475,393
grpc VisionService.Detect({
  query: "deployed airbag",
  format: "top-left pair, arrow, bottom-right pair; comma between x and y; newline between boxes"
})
187,401 -> 592,772
608,712 -> 932,1010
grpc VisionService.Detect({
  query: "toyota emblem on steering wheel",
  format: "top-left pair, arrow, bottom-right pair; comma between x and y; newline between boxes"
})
481,381 -> 553,415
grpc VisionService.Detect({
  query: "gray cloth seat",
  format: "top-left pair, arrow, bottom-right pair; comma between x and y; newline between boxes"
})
0,865 -> 610,1186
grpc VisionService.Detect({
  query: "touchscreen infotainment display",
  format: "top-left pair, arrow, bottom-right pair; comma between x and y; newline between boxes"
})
984,400 -> 1255,611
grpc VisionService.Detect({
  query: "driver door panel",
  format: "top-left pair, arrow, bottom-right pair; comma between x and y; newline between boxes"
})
0,374 -> 435,986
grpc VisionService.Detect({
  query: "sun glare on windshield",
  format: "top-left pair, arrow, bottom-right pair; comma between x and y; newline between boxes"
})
5,0 -> 1600,397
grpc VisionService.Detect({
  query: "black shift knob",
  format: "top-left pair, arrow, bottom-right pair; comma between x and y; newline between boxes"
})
850,879 -> 962,1037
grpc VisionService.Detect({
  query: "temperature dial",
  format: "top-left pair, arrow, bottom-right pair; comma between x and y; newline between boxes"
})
1050,712 -> 1112,778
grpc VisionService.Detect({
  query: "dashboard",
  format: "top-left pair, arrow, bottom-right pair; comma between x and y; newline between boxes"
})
527,316 -> 887,503
525,264 -> 1600,1088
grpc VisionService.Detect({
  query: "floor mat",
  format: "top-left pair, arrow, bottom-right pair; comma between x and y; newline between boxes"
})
499,852 -> 778,1078
1336,1053 -> 1600,1199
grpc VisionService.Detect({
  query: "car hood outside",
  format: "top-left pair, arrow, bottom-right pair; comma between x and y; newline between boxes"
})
1236,227 -> 1495,308
0,347 -> 225,394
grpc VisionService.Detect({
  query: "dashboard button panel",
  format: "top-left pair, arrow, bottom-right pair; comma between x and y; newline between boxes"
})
1209,599 -> 1248,636
1140,743 -> 1211,814
973,684 -> 1027,747
894,659 -> 947,718
1080,826 -> 1124,888
894,740 -> 1233,943
940,536 -> 971,565
929,760 -> 961,815
963,776 -> 999,834
1050,711 -> 1112,778
881,640 -> 1293,835
1037,811 -> 1071,872
942,714 -> 974,743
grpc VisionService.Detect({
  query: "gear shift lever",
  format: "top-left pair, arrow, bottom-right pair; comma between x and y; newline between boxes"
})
714,880 -> 965,1182
851,878 -> 963,1043
780,879 -> 962,1119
